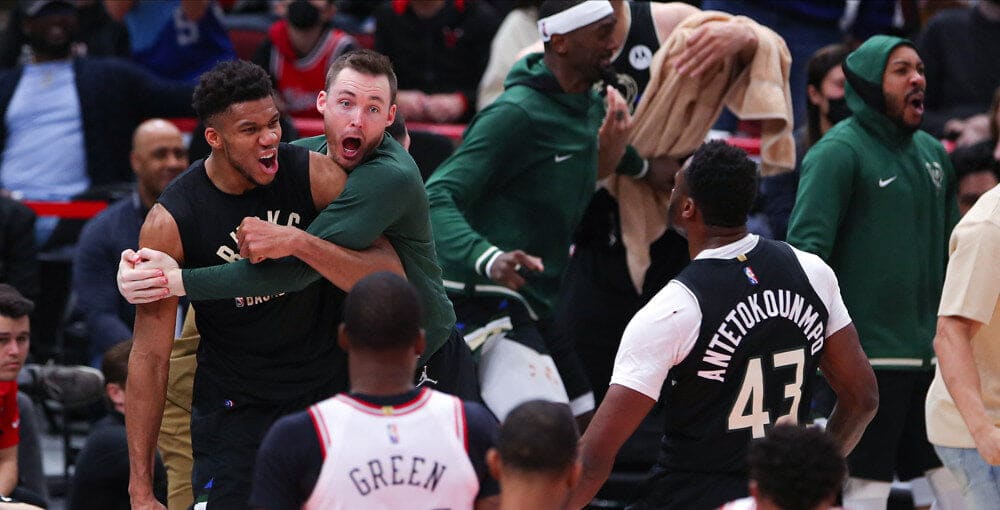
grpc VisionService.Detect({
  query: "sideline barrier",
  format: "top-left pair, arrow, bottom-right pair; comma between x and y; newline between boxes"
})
23,201 -> 108,220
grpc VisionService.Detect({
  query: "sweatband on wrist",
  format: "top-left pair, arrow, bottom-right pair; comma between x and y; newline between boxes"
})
538,1 -> 613,42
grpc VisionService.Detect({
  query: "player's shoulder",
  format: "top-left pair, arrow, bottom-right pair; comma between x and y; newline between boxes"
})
264,408 -> 317,446
462,400 -> 499,429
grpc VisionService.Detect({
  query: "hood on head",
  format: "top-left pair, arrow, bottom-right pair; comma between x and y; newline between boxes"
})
843,35 -> 916,118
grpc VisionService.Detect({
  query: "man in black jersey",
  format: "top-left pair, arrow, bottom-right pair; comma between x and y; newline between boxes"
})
123,61 -> 400,510
567,141 -> 879,510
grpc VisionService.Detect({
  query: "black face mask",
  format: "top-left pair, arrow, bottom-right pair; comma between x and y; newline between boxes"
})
287,0 -> 321,30
826,97 -> 851,125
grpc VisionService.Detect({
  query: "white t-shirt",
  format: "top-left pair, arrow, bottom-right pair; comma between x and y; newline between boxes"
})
611,234 -> 853,401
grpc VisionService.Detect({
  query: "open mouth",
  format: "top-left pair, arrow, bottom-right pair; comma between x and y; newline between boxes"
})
342,137 -> 362,159
258,150 -> 278,175
906,92 -> 925,115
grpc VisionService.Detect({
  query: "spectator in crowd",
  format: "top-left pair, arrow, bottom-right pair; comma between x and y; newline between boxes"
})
487,400 -> 580,510
104,0 -> 235,85
569,141 -> 876,510
950,141 -> 1000,217
947,85 -> 1000,216
721,424 -> 848,510
72,119 -> 188,368
477,0 -> 543,111
925,180 -> 1000,509
786,35 -> 963,510
386,110 -> 411,152
425,0 -> 650,423
0,284 -> 46,509
253,0 -> 358,118
251,272 -> 499,509
0,0 -> 128,68
0,197 -> 36,301
375,0 -> 500,123
69,340 -> 167,510
0,0 -> 194,246
119,60 -> 400,509
757,43 -> 850,241
917,0 -> 1000,145
700,0 -> 894,129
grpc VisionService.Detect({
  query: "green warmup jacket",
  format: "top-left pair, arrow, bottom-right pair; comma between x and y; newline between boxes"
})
181,134 -> 456,365
426,52 -> 643,320
786,35 -> 959,370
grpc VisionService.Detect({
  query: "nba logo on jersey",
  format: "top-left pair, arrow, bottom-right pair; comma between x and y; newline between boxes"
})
743,266 -> 759,285
387,424 -> 400,444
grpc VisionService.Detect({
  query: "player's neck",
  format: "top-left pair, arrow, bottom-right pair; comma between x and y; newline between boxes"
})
348,356 -> 418,396
544,54 -> 593,94
688,225 -> 748,258
498,479 -> 569,510
205,152 -> 256,195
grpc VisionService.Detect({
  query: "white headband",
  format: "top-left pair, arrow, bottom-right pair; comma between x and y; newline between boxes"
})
537,1 -> 614,42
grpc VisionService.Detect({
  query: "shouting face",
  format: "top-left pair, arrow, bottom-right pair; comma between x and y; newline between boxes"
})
317,67 -> 396,170
882,45 -> 926,130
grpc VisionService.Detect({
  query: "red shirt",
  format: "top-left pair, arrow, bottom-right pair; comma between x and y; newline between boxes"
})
0,381 -> 20,449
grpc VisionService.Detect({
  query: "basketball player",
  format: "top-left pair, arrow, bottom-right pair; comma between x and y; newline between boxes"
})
250,272 -> 499,509
487,400 -> 582,510
124,60 -> 400,510
568,141 -> 879,509
119,50 -> 478,401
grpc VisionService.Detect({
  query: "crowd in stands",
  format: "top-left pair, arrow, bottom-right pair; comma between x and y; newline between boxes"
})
0,0 -> 998,509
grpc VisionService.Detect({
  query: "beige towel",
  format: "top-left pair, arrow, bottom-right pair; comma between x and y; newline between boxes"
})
603,11 -> 793,291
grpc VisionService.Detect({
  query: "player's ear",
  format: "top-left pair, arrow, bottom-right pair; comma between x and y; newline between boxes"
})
337,323 -> 349,351
204,126 -> 222,151
414,329 -> 426,358
316,90 -> 328,115
486,448 -> 502,480
682,196 -> 697,220
567,459 -> 583,489
385,104 -> 396,128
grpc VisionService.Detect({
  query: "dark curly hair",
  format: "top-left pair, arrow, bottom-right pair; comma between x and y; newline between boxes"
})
748,424 -> 846,510
498,400 -> 579,473
0,284 -> 33,319
685,140 -> 758,228
192,60 -> 274,125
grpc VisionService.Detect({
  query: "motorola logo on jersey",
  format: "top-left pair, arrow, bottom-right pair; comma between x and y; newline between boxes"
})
628,44 -> 653,70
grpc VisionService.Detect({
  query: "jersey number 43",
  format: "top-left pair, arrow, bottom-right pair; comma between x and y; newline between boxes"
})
727,348 -> 805,439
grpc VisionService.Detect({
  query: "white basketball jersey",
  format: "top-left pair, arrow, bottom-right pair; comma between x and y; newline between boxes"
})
303,388 -> 480,510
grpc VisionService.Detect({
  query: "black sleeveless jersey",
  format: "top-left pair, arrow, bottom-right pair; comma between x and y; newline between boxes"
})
659,239 -> 829,474
609,1 -> 660,109
158,143 -> 344,405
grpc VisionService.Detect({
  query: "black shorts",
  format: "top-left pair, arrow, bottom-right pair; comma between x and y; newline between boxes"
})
419,327 -> 482,404
627,467 -> 748,510
847,369 -> 942,481
190,379 -> 343,509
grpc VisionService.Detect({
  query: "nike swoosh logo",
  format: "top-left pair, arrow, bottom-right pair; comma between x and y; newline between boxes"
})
878,176 -> 898,188
554,154 -> 573,163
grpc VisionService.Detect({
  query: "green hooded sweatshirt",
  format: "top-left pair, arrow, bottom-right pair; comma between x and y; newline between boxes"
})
426,53 -> 628,320
787,35 -> 959,370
